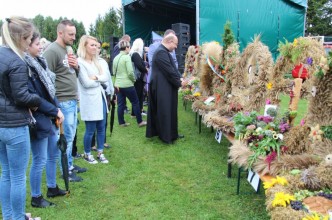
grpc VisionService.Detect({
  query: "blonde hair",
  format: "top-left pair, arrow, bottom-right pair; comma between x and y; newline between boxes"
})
1,16 -> 34,60
129,38 -> 144,57
77,35 -> 102,74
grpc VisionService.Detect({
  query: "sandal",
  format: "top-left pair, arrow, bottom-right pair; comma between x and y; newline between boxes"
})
91,146 -> 97,151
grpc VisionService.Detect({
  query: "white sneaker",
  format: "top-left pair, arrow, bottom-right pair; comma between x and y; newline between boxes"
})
84,154 -> 98,164
97,153 -> 109,164
141,112 -> 147,116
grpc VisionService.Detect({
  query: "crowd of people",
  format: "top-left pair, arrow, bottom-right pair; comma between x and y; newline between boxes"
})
0,16 -> 184,220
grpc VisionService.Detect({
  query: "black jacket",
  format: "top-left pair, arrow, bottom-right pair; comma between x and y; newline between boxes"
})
27,56 -> 59,139
0,47 -> 41,128
131,52 -> 148,81
109,44 -> 120,74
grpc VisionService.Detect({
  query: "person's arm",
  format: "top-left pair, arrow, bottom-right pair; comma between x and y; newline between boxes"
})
77,61 -> 100,88
154,49 -> 181,88
10,64 -> 41,107
131,53 -> 147,74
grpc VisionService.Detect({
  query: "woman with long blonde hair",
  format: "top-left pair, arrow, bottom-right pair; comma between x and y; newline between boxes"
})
77,35 -> 110,164
0,16 -> 41,220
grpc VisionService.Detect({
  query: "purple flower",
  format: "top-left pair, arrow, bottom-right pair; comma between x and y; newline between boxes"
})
306,57 -> 313,66
257,116 -> 264,121
257,115 -> 273,123
279,122 -> 290,133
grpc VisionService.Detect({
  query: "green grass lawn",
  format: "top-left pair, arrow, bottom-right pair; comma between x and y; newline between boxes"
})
1,95 -> 307,220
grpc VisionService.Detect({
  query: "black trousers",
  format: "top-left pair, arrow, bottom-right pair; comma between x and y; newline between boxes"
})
131,79 -> 145,115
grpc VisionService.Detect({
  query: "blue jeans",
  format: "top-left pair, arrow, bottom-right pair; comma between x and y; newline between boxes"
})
59,100 -> 77,170
84,99 -> 107,154
117,87 -> 142,125
0,126 -> 30,220
30,124 -> 59,197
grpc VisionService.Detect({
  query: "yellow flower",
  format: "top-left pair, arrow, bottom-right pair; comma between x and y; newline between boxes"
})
193,92 -> 201,97
263,178 -> 277,189
302,213 -> 329,220
263,176 -> 288,190
275,176 -> 288,186
101,42 -> 110,49
272,192 -> 294,207
293,39 -> 298,47
266,82 -> 273,90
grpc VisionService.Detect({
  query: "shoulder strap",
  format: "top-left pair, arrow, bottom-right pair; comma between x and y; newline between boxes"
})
114,54 -> 124,78
113,54 -> 124,86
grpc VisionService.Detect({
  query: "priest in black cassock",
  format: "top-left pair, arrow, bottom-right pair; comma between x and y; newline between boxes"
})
146,34 -> 184,144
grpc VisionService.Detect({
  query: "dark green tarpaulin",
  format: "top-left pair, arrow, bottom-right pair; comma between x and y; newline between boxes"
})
199,0 -> 306,58
122,0 -> 306,58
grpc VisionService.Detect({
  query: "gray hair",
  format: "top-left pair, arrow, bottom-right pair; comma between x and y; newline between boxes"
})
119,40 -> 130,50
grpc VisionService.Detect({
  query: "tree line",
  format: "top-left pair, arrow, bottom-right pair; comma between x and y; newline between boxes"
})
0,7 -> 122,50
0,1 -> 331,46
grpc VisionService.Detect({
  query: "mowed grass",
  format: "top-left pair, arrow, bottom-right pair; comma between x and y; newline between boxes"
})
1,95 -> 307,220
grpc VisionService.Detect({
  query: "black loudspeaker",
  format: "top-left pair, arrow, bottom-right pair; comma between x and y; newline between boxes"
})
172,23 -> 190,74
109,36 -> 119,52
172,23 -> 190,35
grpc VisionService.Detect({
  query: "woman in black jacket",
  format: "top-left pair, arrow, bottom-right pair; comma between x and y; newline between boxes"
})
25,31 -> 67,208
0,17 -> 41,220
129,38 -> 148,117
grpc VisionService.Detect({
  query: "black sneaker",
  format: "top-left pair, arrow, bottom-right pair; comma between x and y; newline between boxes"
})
31,195 -> 56,208
71,165 -> 87,173
47,185 -> 67,198
66,172 -> 83,182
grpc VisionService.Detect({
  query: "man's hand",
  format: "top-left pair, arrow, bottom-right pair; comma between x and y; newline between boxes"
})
68,54 -> 79,69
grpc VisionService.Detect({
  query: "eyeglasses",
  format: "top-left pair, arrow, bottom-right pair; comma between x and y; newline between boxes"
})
171,41 -> 178,46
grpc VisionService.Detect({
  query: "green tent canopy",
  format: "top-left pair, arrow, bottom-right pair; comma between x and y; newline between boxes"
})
122,0 -> 307,58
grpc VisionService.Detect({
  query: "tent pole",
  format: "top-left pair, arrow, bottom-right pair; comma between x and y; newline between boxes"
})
303,0 -> 308,36
196,0 -> 200,45
122,4 -> 126,35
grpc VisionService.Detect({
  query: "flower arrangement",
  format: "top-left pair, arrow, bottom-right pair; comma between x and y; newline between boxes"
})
233,111 -> 290,169
180,76 -> 200,96
101,42 -> 110,50
278,38 -> 311,64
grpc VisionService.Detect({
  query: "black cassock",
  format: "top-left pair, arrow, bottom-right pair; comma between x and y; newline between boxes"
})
146,44 -> 182,144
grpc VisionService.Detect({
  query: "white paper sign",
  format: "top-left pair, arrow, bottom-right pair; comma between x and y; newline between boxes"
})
204,96 -> 215,105
247,169 -> 261,192
215,129 -> 222,143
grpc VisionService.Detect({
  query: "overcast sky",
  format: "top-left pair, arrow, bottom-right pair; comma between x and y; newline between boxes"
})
0,0 -> 122,31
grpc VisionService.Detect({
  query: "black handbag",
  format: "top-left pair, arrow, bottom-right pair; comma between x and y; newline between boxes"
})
28,109 -> 37,140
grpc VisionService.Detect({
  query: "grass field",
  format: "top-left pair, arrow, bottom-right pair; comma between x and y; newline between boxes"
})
1,94 -> 307,220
